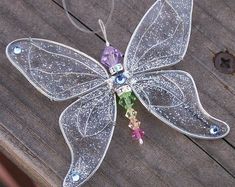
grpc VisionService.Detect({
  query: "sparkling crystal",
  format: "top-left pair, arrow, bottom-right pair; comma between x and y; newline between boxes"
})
13,46 -> 22,54
132,128 -> 145,140
209,125 -> 220,135
100,46 -> 123,68
118,92 -> 136,110
128,118 -> 141,129
125,108 -> 137,119
71,171 -> 80,182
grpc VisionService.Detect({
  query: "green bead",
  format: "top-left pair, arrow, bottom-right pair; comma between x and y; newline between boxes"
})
118,91 -> 136,109
125,108 -> 137,119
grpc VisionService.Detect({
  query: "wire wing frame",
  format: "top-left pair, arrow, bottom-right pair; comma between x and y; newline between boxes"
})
130,70 -> 230,139
124,0 -> 229,138
60,85 -> 116,187
6,38 -> 116,186
124,0 -> 193,75
6,38 -> 109,101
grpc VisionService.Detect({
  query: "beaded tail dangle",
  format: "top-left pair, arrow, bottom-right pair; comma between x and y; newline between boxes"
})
99,20 -> 144,144
118,90 -> 144,144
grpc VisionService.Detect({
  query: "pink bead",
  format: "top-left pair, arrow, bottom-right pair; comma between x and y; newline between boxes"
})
131,128 -> 144,140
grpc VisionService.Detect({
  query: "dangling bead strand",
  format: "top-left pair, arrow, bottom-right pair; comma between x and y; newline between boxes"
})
118,90 -> 145,144
127,108 -> 144,144
98,20 -> 144,144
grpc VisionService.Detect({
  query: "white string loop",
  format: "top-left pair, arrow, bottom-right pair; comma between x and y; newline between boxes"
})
98,19 -> 110,46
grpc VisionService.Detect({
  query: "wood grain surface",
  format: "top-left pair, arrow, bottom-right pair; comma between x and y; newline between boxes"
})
0,0 -> 234,186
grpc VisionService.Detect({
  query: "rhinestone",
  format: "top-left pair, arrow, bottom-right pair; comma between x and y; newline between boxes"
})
209,125 -> 219,135
13,46 -> 22,54
71,172 -> 80,182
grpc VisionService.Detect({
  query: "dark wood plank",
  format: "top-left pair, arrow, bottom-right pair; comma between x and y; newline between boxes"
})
0,0 -> 234,186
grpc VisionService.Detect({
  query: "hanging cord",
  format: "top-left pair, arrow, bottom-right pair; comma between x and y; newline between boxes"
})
98,19 -> 110,46
62,0 -> 114,34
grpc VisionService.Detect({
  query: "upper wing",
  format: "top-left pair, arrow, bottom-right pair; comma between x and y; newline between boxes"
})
60,85 -> 116,187
124,0 -> 193,75
6,38 -> 109,101
130,70 -> 230,139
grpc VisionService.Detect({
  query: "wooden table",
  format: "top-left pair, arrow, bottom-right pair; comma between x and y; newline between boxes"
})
0,0 -> 234,186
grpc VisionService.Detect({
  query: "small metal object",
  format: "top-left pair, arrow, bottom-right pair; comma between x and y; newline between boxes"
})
214,51 -> 235,74
116,85 -> 132,96
109,63 -> 124,75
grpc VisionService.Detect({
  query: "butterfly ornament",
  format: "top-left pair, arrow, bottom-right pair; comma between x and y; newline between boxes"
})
6,0 -> 230,186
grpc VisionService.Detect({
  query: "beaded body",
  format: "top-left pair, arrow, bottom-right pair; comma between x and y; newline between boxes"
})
101,45 -> 144,144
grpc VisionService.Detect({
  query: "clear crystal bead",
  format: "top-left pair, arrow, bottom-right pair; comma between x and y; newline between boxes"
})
209,125 -> 220,135
71,171 -> 80,182
13,46 -> 22,54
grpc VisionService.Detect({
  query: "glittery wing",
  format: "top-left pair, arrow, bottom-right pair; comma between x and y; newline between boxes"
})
130,70 -> 230,139
6,38 -> 109,101
124,0 -> 193,75
60,85 -> 116,187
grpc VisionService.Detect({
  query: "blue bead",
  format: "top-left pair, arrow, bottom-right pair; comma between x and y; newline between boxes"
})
115,73 -> 126,84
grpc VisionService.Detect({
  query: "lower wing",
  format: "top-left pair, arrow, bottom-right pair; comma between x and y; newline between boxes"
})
130,70 -> 229,139
59,85 -> 116,187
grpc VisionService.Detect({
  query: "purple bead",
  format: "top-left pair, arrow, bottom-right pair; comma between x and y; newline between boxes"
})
101,46 -> 123,68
